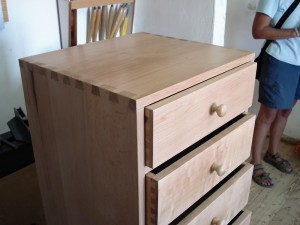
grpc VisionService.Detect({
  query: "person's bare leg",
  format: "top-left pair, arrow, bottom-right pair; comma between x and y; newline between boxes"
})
251,104 -> 277,164
266,101 -> 296,173
268,109 -> 292,155
251,104 -> 277,186
268,101 -> 296,155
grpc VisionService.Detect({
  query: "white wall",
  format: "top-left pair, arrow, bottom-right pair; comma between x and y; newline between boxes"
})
225,0 -> 300,140
1,0 -> 299,139
134,0 -> 299,140
225,0 -> 261,116
0,2 -> 4,30
134,0 -> 227,46
0,0 -> 61,133
57,0 -> 89,48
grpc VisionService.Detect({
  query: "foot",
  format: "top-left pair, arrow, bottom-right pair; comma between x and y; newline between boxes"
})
263,152 -> 293,173
252,164 -> 273,188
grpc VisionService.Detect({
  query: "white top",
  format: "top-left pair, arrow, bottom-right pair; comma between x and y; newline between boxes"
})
257,0 -> 300,65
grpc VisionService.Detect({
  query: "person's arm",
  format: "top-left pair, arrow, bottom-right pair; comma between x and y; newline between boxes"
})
252,12 -> 299,40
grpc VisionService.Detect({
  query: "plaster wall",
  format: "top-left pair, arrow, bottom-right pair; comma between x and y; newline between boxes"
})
0,0 -> 60,133
134,0 -> 226,46
225,0 -> 300,139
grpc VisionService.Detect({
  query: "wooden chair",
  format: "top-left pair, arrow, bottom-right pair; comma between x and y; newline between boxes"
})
68,0 -> 135,47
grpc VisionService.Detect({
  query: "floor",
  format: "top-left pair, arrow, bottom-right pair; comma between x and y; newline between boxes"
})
0,164 -> 46,225
245,139 -> 300,225
0,140 -> 299,225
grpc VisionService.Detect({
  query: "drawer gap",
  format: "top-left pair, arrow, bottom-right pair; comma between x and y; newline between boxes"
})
169,164 -> 245,225
151,113 -> 245,175
227,211 -> 244,225
145,67 -> 239,106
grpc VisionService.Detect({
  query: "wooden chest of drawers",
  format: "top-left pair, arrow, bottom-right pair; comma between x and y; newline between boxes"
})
19,33 -> 256,225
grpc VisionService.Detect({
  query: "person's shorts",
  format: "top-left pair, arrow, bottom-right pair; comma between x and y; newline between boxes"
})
258,53 -> 300,110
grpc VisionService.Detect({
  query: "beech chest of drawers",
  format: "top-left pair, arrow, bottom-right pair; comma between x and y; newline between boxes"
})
20,33 -> 256,225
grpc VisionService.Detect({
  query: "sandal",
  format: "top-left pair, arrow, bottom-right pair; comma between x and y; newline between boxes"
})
295,143 -> 300,156
263,152 -> 293,174
252,164 -> 273,188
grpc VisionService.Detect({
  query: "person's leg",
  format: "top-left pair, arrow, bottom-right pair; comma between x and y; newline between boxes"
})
251,104 -> 277,165
268,102 -> 296,155
264,101 -> 297,173
251,104 -> 277,187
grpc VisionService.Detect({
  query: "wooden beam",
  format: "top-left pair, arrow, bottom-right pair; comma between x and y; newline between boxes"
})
70,0 -> 134,10
69,8 -> 77,47
1,0 -> 8,22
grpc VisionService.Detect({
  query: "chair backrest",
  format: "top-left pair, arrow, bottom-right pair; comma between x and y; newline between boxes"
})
1,0 -> 9,21
68,0 -> 135,47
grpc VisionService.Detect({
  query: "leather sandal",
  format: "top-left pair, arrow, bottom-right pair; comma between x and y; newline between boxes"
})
252,164 -> 273,188
295,143 -> 300,156
263,152 -> 293,174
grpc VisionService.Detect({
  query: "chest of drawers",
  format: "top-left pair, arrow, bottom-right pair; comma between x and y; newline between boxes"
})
20,33 -> 256,225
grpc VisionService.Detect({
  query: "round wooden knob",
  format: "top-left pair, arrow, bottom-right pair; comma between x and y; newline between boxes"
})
210,163 -> 226,177
211,217 -> 225,225
211,103 -> 227,117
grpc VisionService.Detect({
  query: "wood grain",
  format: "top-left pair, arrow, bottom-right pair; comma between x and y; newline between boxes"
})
20,61 -> 141,225
86,7 -> 97,43
92,6 -> 101,42
100,5 -> 108,40
146,115 -> 255,224
69,7 -> 78,46
110,5 -> 127,38
4,141 -> 299,224
232,210 -> 252,225
1,0 -> 8,21
106,4 -> 115,39
69,0 -> 135,46
145,63 -> 256,168
22,33 -> 255,109
178,164 -> 253,225
70,0 -> 134,9
19,34 -> 256,225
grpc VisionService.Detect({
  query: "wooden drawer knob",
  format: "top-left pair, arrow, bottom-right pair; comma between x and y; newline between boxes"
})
210,163 -> 226,177
211,217 -> 225,225
211,103 -> 227,117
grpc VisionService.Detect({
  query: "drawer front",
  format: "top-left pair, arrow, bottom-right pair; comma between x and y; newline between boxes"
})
146,115 -> 255,225
231,210 -> 252,225
145,63 -> 256,168
177,163 -> 253,225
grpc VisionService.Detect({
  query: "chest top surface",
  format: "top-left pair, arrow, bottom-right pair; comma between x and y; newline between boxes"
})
21,33 -> 254,107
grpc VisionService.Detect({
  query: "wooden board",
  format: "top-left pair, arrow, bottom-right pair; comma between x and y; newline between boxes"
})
21,33 -> 255,109
1,0 -> 8,21
145,63 -> 256,168
19,34 -> 256,225
70,0 -> 134,9
146,115 -> 255,225
19,61 -> 142,225
178,163 -> 253,225
232,210 -> 252,225
68,0 -> 135,46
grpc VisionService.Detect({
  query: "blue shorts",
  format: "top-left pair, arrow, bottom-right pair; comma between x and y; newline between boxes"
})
258,53 -> 300,110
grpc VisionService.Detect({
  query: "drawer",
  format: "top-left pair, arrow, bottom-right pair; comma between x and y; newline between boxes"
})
230,210 -> 252,225
146,114 -> 255,225
145,62 -> 256,168
173,163 -> 253,225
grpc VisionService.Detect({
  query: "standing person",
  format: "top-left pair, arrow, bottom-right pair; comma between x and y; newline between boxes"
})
251,0 -> 300,187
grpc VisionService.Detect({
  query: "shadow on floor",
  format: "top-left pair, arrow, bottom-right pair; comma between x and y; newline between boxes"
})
0,164 -> 46,225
